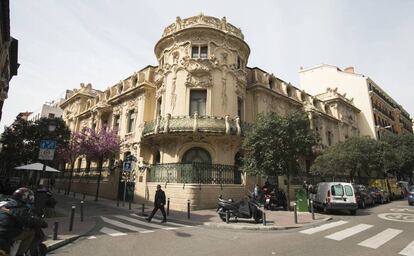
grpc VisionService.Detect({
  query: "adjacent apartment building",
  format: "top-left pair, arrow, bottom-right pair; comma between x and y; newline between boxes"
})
57,14 -> 361,210
299,65 -> 412,140
0,0 -> 19,122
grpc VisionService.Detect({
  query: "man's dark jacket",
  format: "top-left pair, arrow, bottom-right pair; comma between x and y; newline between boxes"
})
154,190 -> 166,207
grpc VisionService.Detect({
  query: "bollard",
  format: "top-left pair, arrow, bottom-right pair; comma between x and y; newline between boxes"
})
226,210 -> 229,224
129,200 -> 132,210
73,191 -> 76,198
294,202 -> 298,224
69,205 -> 76,231
80,201 -> 84,222
83,193 -> 86,201
58,188 -> 61,194
53,222 -> 59,240
187,200 -> 190,219
116,196 -> 119,207
263,211 -> 266,226
311,200 -> 315,220
167,198 -> 170,216
141,203 -> 145,216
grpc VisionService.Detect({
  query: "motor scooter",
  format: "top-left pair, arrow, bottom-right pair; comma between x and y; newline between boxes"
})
216,195 -> 263,223
264,189 -> 287,211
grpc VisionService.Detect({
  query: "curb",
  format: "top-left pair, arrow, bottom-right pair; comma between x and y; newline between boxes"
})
45,218 -> 97,252
203,216 -> 332,231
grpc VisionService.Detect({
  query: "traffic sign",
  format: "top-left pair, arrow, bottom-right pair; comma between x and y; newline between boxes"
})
38,149 -> 55,160
123,161 -> 132,172
40,140 -> 57,150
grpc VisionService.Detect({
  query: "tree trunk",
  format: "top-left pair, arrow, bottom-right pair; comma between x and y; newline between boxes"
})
95,157 -> 104,201
66,161 -> 75,195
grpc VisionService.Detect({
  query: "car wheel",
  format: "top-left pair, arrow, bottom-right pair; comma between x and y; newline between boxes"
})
350,209 -> 357,215
323,204 -> 328,214
381,197 -> 385,204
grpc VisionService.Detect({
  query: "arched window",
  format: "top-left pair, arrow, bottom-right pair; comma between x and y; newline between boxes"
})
182,147 -> 211,164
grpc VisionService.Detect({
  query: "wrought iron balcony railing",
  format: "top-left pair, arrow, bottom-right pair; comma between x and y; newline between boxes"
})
148,163 -> 242,184
143,114 -> 251,137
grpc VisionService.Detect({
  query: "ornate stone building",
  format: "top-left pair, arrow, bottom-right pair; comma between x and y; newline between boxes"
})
0,0 -> 19,121
58,14 -> 360,210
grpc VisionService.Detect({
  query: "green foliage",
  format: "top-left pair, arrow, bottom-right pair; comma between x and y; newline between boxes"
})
381,132 -> 414,180
311,136 -> 384,181
0,117 -> 70,170
242,111 -> 317,178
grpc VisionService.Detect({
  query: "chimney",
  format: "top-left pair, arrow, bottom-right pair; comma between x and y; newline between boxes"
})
344,67 -> 354,74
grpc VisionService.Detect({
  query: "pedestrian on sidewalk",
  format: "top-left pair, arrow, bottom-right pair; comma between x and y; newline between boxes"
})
147,184 -> 167,223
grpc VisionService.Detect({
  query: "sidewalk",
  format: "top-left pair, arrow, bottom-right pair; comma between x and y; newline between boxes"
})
52,190 -> 331,231
43,199 -> 96,252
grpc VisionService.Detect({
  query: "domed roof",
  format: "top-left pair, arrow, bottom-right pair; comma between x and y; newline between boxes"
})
161,13 -> 244,40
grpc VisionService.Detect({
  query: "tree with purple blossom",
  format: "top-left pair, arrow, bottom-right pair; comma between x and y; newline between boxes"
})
78,127 -> 120,201
56,132 -> 83,195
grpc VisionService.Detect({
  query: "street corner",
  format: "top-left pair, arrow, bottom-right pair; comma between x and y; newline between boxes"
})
44,216 -> 97,252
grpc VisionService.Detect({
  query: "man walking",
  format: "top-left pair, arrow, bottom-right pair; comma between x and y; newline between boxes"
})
147,184 -> 167,223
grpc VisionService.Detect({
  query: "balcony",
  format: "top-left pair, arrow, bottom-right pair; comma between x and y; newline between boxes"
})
148,163 -> 242,184
142,114 -> 251,138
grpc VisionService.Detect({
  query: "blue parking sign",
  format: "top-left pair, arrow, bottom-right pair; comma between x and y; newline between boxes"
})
123,161 -> 132,172
40,140 -> 57,150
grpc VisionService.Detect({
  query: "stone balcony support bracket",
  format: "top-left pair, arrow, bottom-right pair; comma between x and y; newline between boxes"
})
164,113 -> 171,133
225,115 -> 230,134
235,116 -> 241,135
193,112 -> 199,133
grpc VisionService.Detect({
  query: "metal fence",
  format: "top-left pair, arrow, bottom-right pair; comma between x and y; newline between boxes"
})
57,167 -> 112,183
148,163 -> 242,184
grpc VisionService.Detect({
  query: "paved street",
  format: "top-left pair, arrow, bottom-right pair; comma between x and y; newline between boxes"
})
49,200 -> 414,256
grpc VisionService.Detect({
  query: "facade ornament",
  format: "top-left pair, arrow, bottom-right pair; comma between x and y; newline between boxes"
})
154,115 -> 160,134
221,77 -> 228,110
225,115 -> 230,134
176,16 -> 182,30
170,74 -> 177,111
193,111 -> 199,133
235,116 -> 241,135
164,113 -> 171,133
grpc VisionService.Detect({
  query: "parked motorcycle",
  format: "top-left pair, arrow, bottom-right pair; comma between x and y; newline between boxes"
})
216,195 -> 263,223
264,189 -> 287,211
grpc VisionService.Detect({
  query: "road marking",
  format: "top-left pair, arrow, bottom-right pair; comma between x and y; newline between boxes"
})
300,220 -> 348,235
399,240 -> 414,256
325,224 -> 373,241
113,215 -> 178,230
378,213 -> 414,223
87,236 -> 96,239
358,228 -> 402,249
100,216 -> 155,233
130,213 -> 192,227
99,227 -> 127,237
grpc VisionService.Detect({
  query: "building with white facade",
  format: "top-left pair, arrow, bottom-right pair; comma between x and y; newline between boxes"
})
299,64 -> 412,140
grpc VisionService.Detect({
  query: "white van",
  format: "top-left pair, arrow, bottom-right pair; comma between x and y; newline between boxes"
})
311,182 -> 358,215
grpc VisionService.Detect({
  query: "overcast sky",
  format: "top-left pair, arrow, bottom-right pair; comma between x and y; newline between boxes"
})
2,0 -> 414,131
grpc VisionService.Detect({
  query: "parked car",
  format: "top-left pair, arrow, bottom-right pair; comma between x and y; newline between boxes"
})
368,187 -> 390,204
311,182 -> 357,215
408,186 -> 414,206
353,184 -> 375,209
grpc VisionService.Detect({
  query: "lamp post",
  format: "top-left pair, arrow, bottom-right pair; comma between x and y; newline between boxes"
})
38,123 -> 56,188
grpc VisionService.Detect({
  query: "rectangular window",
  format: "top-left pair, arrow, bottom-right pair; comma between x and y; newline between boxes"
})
200,46 -> 208,59
191,45 -> 208,59
237,97 -> 243,120
127,110 -> 136,133
157,98 -> 162,117
190,90 -> 207,116
331,185 -> 344,196
113,115 -> 120,131
48,113 -> 55,118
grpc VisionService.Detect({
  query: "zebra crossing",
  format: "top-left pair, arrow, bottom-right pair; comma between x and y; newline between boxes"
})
299,221 -> 414,255
96,213 -> 193,238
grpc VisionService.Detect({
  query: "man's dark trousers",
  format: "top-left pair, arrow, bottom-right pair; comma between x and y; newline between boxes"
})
148,204 -> 167,221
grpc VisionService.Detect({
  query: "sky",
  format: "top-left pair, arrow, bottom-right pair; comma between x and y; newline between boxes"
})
2,0 -> 414,131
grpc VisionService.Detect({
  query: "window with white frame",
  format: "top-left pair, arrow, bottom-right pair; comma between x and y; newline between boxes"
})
190,90 -> 207,116
191,45 -> 208,59
127,110 -> 136,133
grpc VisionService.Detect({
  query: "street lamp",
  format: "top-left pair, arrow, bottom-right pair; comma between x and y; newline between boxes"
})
38,123 -> 57,188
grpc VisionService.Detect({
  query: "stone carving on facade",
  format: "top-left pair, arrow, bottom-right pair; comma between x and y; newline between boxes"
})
185,73 -> 212,88
170,74 -> 178,112
221,77 -> 228,110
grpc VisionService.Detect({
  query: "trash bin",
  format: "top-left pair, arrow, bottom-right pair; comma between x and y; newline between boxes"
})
295,189 -> 308,212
